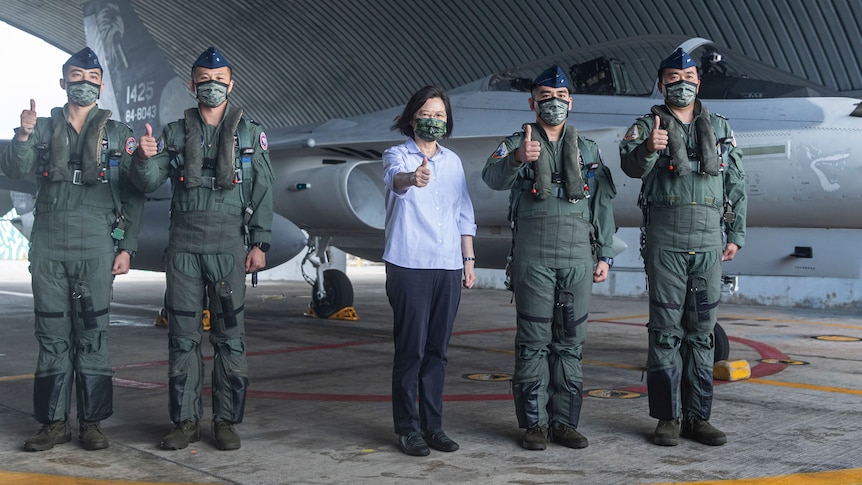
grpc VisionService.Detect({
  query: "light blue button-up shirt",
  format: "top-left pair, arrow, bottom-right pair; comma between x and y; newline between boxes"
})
383,138 -> 477,270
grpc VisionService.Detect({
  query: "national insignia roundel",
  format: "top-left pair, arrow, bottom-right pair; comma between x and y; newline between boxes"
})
125,137 -> 137,155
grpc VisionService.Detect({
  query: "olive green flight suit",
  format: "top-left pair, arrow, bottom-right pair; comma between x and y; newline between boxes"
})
619,99 -> 747,421
483,123 -> 616,430
130,102 -> 274,425
1,105 -> 145,424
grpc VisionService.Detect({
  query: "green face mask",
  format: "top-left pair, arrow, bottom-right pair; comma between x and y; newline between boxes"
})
664,80 -> 698,107
195,80 -> 229,107
66,80 -> 100,106
536,97 -> 568,126
414,117 -> 447,142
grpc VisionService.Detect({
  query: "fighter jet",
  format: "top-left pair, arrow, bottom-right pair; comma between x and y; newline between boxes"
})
2,0 -> 861,332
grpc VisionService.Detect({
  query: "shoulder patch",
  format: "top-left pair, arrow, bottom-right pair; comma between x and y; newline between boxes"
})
624,125 -> 641,141
492,141 -> 508,159
259,132 -> 268,150
156,136 -> 164,154
125,137 -> 137,155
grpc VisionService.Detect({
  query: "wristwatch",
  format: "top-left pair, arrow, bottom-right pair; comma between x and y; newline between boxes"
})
254,242 -> 270,253
599,256 -> 614,267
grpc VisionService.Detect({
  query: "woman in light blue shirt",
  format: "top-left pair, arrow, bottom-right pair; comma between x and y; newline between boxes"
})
382,85 -> 476,457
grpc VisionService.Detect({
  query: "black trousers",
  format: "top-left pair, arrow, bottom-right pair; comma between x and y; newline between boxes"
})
386,263 -> 462,435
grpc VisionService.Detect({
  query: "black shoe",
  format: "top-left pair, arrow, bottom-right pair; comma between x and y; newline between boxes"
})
24,420 -> 71,452
79,421 -> 109,451
160,420 -> 200,450
398,431 -> 430,456
423,428 -> 459,452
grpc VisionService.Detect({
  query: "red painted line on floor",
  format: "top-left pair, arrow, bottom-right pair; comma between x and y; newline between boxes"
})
620,335 -> 790,394
110,322 -> 790,402
112,339 -> 388,371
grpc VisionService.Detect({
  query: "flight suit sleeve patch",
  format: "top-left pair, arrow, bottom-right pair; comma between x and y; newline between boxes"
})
624,125 -> 640,141
125,137 -> 137,155
492,142 -> 508,159
156,136 -> 164,153
259,132 -> 268,150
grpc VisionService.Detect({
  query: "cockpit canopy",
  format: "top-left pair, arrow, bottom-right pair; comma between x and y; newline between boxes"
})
487,35 -> 838,99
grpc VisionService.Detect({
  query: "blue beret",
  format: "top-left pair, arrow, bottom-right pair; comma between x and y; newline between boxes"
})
533,65 -> 569,89
659,48 -> 696,71
63,47 -> 101,72
192,46 -> 232,71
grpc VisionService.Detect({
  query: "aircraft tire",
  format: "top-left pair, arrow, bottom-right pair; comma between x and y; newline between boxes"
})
713,323 -> 730,362
311,269 -> 354,318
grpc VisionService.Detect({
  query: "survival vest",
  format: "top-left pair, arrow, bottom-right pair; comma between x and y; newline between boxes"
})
164,106 -> 256,231
515,123 -> 598,202
637,101 -> 737,223
34,107 -> 129,241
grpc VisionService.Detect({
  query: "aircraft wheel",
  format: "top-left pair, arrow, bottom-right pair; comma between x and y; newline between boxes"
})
713,323 -> 730,362
311,269 -> 354,318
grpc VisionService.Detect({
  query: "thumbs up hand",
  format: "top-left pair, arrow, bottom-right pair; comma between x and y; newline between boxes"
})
136,123 -> 158,160
515,124 -> 540,163
413,156 -> 431,187
645,115 -> 668,153
17,99 -> 37,141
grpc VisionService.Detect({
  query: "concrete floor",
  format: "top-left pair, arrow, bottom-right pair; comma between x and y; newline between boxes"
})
0,261 -> 861,485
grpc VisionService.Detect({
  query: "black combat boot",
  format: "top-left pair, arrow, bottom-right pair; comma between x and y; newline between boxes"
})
213,420 -> 241,451
24,420 -> 71,451
552,424 -> 589,449
522,426 -> 548,450
654,418 -> 680,446
79,421 -> 109,450
160,420 -> 200,450
681,417 -> 727,446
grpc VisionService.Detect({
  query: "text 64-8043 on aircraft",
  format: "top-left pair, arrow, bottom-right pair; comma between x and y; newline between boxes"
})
1,0 -> 861,327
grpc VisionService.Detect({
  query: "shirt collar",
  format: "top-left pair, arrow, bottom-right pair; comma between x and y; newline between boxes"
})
406,137 -> 448,158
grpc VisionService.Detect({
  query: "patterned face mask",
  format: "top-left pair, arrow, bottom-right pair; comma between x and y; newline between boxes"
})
66,80 -> 100,106
414,117 -> 447,141
535,97 -> 569,126
663,80 -> 698,107
195,80 -> 229,108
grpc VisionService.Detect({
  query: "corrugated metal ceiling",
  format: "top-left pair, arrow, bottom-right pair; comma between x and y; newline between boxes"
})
1,0 -> 860,130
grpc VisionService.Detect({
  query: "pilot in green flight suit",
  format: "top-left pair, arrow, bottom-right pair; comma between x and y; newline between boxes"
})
619,48 -> 747,447
1,47 -> 145,452
132,47 -> 274,451
482,66 -> 617,451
